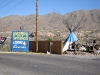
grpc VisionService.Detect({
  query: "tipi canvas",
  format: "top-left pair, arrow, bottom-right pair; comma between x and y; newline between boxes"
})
63,32 -> 78,52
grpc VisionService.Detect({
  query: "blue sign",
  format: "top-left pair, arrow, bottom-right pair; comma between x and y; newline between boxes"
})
11,30 -> 29,52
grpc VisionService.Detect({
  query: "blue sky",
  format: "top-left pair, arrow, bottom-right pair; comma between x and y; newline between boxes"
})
0,0 -> 100,17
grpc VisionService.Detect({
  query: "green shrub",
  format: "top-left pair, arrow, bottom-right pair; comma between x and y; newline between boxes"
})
47,37 -> 52,41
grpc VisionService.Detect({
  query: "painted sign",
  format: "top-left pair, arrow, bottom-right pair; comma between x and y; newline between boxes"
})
11,30 -> 29,52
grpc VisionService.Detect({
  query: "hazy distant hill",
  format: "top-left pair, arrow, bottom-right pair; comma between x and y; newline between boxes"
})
0,9 -> 100,41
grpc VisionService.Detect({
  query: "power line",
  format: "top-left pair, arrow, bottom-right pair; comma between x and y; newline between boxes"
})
0,0 -> 7,7
0,0 -> 13,9
0,0 -> 25,17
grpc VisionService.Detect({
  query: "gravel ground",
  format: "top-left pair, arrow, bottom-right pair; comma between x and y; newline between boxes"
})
63,51 -> 100,59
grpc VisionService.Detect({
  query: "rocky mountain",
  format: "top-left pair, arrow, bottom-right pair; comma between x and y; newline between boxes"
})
0,9 -> 100,41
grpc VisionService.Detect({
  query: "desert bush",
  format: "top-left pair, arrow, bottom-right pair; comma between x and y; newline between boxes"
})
0,42 -> 11,52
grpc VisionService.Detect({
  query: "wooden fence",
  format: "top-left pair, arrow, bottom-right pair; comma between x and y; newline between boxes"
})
29,41 -> 62,55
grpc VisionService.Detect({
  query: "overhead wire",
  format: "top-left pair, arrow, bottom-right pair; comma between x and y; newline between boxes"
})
0,0 -> 34,31
0,0 -> 25,17
0,0 -> 7,7
0,0 -> 13,9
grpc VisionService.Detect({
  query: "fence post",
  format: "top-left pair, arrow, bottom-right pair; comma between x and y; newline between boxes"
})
50,42 -> 53,54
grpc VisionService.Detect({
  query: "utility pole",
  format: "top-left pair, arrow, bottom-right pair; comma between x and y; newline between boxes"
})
36,0 -> 38,52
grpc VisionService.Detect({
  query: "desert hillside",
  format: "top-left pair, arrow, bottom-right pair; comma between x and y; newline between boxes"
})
0,9 -> 100,43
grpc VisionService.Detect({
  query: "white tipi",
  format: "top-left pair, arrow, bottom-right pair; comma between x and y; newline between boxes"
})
63,32 -> 78,52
